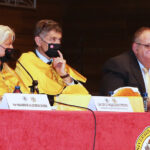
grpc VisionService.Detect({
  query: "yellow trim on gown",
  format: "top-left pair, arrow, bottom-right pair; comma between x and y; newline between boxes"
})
0,63 -> 29,96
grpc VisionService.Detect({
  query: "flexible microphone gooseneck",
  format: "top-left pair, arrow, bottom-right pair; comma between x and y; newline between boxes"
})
17,60 -> 39,94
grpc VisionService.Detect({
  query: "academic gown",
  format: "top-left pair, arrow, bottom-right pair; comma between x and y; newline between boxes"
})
15,51 -> 89,95
0,63 -> 29,96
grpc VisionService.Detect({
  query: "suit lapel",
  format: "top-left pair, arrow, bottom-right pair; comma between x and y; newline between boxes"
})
130,51 -> 146,94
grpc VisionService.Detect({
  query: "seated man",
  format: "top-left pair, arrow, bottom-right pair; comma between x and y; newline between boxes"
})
15,19 -> 89,95
99,27 -> 150,110
99,27 -> 150,96
0,25 -> 29,95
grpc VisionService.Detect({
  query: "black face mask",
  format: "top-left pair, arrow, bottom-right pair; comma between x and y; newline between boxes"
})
0,48 -> 19,63
45,44 -> 61,58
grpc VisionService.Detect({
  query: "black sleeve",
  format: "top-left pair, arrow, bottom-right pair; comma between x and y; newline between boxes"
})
99,57 -> 128,96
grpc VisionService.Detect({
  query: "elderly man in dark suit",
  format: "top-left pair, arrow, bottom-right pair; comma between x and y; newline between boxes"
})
99,27 -> 150,99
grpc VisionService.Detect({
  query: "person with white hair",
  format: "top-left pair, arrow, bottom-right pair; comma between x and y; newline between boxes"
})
0,25 -> 29,95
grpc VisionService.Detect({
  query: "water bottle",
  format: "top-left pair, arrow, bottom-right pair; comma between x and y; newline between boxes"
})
142,92 -> 148,112
108,91 -> 114,96
13,86 -> 22,93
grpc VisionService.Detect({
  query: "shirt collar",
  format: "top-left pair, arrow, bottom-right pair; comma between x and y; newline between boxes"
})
138,60 -> 150,73
35,49 -> 52,64
138,60 -> 145,70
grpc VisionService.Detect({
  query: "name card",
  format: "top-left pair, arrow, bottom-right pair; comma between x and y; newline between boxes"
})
93,96 -> 133,112
0,93 -> 56,110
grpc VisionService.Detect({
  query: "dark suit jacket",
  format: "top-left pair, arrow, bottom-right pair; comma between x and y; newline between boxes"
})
99,50 -> 146,96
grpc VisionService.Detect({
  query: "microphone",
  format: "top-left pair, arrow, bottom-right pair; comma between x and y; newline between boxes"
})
17,60 -> 39,94
17,60 -> 59,106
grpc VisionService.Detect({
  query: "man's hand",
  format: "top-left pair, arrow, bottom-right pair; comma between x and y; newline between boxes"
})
53,50 -> 67,76
53,50 -> 73,84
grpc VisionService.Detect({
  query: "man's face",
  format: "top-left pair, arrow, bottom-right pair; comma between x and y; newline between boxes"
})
36,30 -> 62,53
0,35 -> 13,57
133,31 -> 150,66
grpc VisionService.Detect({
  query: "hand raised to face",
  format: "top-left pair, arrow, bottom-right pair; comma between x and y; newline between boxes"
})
52,50 -> 67,76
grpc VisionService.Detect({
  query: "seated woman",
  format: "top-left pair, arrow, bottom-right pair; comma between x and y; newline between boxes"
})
0,25 -> 29,96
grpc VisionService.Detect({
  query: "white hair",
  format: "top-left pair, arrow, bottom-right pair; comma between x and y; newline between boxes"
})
0,25 -> 15,45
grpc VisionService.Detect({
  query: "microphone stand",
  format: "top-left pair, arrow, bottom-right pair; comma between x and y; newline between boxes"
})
28,80 -> 39,94
17,60 -> 39,94
18,60 -> 59,106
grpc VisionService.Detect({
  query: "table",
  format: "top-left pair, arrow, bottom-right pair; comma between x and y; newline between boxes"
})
0,110 -> 149,150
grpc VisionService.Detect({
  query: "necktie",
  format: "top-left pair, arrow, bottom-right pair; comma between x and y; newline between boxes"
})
143,68 -> 150,97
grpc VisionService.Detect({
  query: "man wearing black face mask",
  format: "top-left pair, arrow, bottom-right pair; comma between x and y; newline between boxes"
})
15,19 -> 89,96
0,25 -> 29,95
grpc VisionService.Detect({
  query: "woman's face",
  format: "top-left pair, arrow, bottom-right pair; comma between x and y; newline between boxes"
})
0,35 -> 13,57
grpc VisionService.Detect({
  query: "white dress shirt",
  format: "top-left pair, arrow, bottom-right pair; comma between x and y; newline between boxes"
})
36,49 -> 53,64
138,60 -> 150,93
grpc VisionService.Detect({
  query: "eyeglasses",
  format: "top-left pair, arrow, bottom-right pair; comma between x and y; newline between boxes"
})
135,42 -> 150,48
39,36 -> 61,44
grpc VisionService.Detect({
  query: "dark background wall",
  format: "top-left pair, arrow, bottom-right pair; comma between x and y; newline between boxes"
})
0,0 -> 150,95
